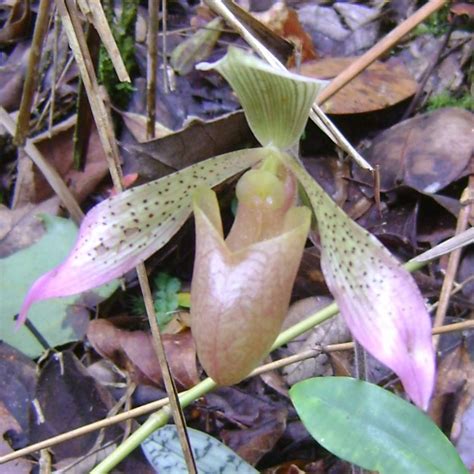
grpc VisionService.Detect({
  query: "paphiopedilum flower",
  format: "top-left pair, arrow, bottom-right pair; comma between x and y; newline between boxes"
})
191,161 -> 311,385
20,46 -> 435,409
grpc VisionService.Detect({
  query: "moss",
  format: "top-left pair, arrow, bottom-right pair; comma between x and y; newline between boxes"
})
98,0 -> 139,108
426,91 -> 474,112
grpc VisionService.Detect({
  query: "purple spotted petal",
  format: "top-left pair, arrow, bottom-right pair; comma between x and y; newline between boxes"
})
282,153 -> 435,410
19,149 -> 267,325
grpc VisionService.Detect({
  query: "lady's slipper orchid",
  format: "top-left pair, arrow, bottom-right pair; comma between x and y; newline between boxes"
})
191,163 -> 311,385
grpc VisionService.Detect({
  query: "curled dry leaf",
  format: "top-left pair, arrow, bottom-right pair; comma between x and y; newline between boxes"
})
87,319 -> 200,389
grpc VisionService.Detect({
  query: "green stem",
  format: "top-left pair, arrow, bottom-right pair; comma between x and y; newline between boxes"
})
92,258 -> 428,472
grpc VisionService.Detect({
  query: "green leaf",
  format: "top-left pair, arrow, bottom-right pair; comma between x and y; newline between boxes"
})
290,377 -> 468,474
0,215 -> 118,358
142,425 -> 258,473
198,47 -> 326,150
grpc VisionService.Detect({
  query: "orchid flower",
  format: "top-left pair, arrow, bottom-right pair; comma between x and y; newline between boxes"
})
191,158 -> 310,384
20,47 -> 435,409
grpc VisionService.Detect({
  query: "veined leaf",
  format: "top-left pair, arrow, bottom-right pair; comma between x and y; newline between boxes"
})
19,148 -> 267,324
280,152 -> 435,410
197,47 -> 327,150
142,425 -> 258,473
290,377 -> 468,474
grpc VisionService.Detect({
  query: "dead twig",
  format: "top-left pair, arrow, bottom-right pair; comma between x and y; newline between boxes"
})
14,0 -> 53,146
433,178 -> 474,346
2,319 -> 473,465
0,107 -> 84,223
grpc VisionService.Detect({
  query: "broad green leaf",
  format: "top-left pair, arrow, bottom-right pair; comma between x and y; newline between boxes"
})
197,47 -> 327,150
280,152 -> 435,409
0,215 -> 117,358
19,148 -> 266,324
142,425 -> 258,473
290,377 -> 468,474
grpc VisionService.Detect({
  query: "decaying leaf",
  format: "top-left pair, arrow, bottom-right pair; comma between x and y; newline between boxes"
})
353,108 -> 473,194
299,57 -> 417,114
87,319 -> 200,389
279,297 -> 350,386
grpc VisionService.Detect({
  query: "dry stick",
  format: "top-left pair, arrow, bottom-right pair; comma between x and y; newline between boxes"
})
136,267 -> 198,473
203,0 -> 372,171
433,181 -> 473,346
54,1 -> 196,469
0,107 -> 84,224
3,318 -> 472,466
77,0 -> 131,83
14,0 -> 53,146
316,0 -> 448,105
146,0 -> 159,138
55,0 -> 123,188
161,0 -> 170,93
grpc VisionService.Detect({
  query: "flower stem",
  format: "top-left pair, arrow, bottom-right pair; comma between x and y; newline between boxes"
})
92,259 -> 428,472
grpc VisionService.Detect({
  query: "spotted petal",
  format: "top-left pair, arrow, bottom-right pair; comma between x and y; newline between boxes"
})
281,152 -> 435,410
19,148 -> 267,325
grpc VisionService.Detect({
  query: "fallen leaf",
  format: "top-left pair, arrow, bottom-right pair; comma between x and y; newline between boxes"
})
122,111 -> 254,183
255,2 -> 317,65
278,297 -> 350,386
299,57 -> 417,114
0,402 -> 33,473
29,352 -> 121,462
13,118 -> 109,207
353,107 -> 474,194
0,342 -> 36,450
0,197 -> 60,257
120,110 -> 173,143
209,387 -> 288,466
0,42 -> 29,111
170,18 -> 223,75
0,0 -> 30,44
87,319 -> 200,390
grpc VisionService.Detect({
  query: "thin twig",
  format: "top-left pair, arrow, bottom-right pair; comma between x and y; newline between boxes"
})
161,0 -> 170,93
433,180 -> 473,346
55,0 -> 123,188
2,318 -> 472,466
146,0 -> 158,138
316,0 -> 448,105
136,266 -> 197,473
0,107 -> 84,223
77,0 -> 131,82
14,0 -> 53,145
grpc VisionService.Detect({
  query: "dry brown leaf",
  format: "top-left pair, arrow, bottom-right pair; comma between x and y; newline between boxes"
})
87,319 -> 200,390
0,0 -> 30,44
353,107 -> 474,195
255,2 -> 317,65
13,119 -> 109,207
299,57 -> 417,114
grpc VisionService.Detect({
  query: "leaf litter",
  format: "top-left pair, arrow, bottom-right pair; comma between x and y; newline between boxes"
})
0,0 -> 473,471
